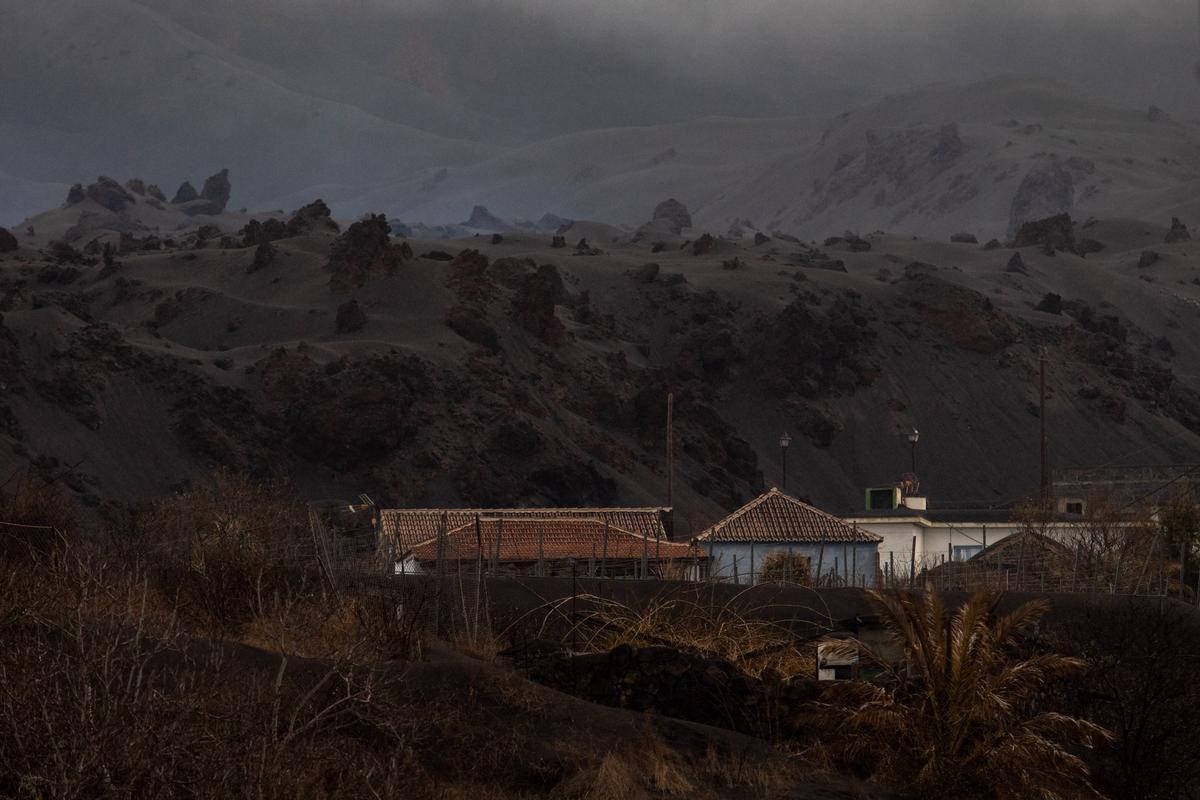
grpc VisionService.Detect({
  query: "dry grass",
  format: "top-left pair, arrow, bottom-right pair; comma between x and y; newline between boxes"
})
538,589 -> 821,679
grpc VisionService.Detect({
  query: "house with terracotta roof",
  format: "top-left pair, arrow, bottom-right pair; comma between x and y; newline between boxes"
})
378,506 -> 671,561
396,516 -> 702,579
695,488 -> 882,587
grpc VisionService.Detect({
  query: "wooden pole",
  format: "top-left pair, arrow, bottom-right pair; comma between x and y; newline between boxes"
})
602,521 -> 609,578
666,392 -> 674,509
816,542 -> 825,588
910,535 -> 917,589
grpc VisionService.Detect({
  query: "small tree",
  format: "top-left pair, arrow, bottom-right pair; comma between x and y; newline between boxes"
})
812,590 -> 1112,798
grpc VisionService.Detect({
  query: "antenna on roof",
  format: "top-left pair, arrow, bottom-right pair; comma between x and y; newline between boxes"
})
666,391 -> 674,509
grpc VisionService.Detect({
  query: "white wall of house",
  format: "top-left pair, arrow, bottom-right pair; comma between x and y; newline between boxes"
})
846,518 -> 1066,575
703,541 -> 880,587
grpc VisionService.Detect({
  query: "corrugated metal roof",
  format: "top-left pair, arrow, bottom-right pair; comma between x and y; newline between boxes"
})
379,507 -> 670,553
696,489 -> 880,544
405,517 -> 700,562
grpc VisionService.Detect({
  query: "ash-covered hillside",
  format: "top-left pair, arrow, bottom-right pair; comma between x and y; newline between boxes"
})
3,176 -> 1200,532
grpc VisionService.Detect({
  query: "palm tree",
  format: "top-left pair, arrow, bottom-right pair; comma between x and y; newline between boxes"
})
812,590 -> 1112,799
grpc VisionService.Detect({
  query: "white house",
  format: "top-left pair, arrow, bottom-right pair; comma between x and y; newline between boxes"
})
696,488 -> 882,587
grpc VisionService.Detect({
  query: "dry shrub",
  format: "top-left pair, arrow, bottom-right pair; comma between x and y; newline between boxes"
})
700,740 -> 798,798
553,726 -> 694,800
546,590 -> 818,679
0,471 -> 76,560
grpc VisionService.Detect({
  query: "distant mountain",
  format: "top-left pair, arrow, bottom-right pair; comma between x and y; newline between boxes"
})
351,78 -> 1200,241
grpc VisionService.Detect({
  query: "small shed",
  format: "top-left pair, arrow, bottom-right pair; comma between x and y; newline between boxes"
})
397,517 -> 703,579
695,488 -> 882,586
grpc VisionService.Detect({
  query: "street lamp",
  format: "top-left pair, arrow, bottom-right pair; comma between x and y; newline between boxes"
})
907,428 -> 920,475
779,432 -> 792,490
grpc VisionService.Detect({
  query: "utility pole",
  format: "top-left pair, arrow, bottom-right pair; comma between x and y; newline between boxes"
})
779,431 -> 792,490
666,392 -> 674,508
1039,347 -> 1050,505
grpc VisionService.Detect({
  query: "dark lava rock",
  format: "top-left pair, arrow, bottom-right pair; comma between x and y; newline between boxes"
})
37,265 -> 81,285
125,178 -> 146,195
421,250 -> 454,261
575,238 -> 602,256
1035,292 -> 1063,314
550,235 -> 567,249
1008,164 -> 1074,238
1166,217 -> 1191,244
240,218 -> 290,247
0,227 -> 17,254
327,214 -> 413,292
1077,238 -> 1105,255
247,242 -> 276,273
86,176 -> 136,213
982,238 -> 1001,250
445,307 -> 499,352
171,181 -> 199,205
721,257 -> 745,270
48,241 -> 85,264
651,198 -> 692,235
950,232 -> 978,244
629,262 -> 660,283
754,231 -> 771,246
335,299 -> 368,333
1012,213 -> 1075,253
287,199 -> 340,235
65,184 -> 85,205
1006,252 -> 1028,275
512,264 -> 566,347
930,121 -> 965,162
146,184 -> 167,202
491,233 -> 504,244
824,233 -> 871,252
463,205 -> 510,231
1138,250 -> 1160,269
198,168 -> 232,214
692,233 -> 717,256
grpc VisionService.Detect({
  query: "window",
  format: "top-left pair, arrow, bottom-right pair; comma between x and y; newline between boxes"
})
1065,501 -> 1084,515
952,545 -> 983,562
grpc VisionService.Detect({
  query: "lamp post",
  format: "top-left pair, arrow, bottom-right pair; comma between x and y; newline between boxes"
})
779,432 -> 792,490
907,428 -> 920,475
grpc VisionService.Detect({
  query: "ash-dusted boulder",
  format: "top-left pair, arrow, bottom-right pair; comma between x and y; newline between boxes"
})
1138,250 -> 1160,269
326,213 -> 413,292
1166,217 -> 1191,244
982,238 -> 1001,250
146,184 -> 167,202
462,205 -> 510,231
65,183 -> 86,205
930,122 -> 965,162
85,176 -> 136,213
287,199 -> 340,235
651,198 -> 692,235
754,231 -> 771,246
171,181 -> 198,204
1006,252 -> 1028,275
1007,164 -> 1074,238
511,264 -> 566,347
199,168 -> 231,213
0,227 -> 17,253
1012,213 -> 1075,253
950,232 -> 978,244
125,178 -> 146,195
628,262 -> 660,283
335,299 -> 368,333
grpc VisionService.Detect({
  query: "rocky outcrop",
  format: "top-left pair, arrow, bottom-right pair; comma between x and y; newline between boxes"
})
950,232 -> 978,244
335,299 -> 368,333
1007,164 -> 1074,238
930,122 -> 965,162
198,169 -> 231,214
904,271 -> 1016,354
1006,252 -> 1028,275
287,199 -> 340,235
1138,250 -> 1160,269
511,264 -> 566,347
240,218 -> 290,247
462,205 -> 510,231
1012,213 -> 1076,253
146,184 -> 167,202
65,184 -> 85,205
326,214 -> 413,292
651,198 -> 692,235
125,179 -> 146,195
171,181 -> 199,205
85,176 -> 136,213
1166,217 -> 1191,244
0,227 -> 17,254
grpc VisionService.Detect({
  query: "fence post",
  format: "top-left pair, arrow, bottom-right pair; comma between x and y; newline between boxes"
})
537,524 -> 545,578
750,541 -> 756,587
733,555 -> 739,586
889,551 -> 894,589
816,543 -> 825,588
833,557 -> 839,587
1071,546 -> 1079,593
909,535 -> 916,589
851,545 -> 857,589
602,521 -> 609,579
641,527 -> 648,580
1181,541 -> 1188,600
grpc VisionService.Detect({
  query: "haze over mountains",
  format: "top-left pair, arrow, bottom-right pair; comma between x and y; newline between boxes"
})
5,0 -> 1200,230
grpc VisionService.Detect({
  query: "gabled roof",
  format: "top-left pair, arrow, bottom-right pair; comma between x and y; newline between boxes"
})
404,517 -> 700,562
696,488 -> 880,544
379,507 -> 670,552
